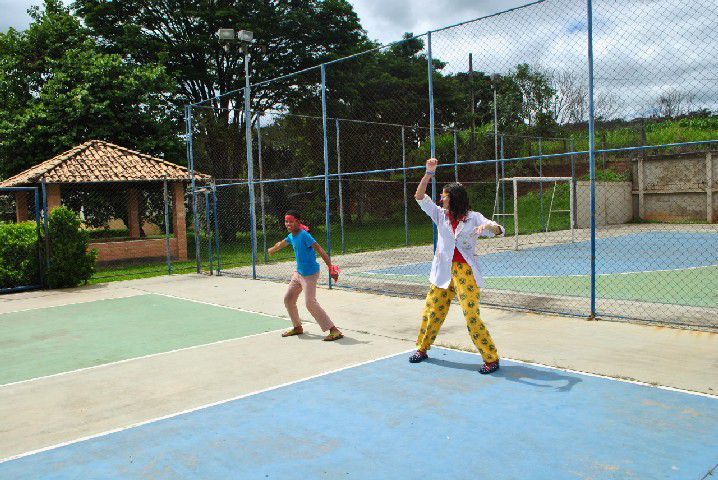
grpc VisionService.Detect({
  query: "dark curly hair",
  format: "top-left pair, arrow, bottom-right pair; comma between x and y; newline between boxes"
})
442,182 -> 470,220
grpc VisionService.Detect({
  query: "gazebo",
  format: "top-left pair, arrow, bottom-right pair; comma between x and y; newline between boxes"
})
0,140 -> 209,262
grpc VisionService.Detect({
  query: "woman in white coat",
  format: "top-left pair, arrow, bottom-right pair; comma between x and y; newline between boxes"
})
409,158 -> 503,374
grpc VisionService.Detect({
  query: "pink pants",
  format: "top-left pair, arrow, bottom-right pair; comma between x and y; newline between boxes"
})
284,272 -> 334,331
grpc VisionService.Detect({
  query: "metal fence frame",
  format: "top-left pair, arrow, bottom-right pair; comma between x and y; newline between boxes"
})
185,0 -> 718,323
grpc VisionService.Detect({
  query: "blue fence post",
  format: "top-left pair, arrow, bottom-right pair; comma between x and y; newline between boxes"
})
185,105 -> 201,273
587,0 -> 597,319
40,179 -> 50,275
427,30 -> 437,252
204,190 -> 213,275
244,63 -> 258,280
212,183 -> 222,275
336,118 -> 346,254
163,178 -> 172,275
402,126 -> 409,246
321,64 -> 333,288
32,187 -> 43,285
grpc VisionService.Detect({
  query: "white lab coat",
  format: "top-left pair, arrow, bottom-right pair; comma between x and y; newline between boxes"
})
416,195 -> 504,289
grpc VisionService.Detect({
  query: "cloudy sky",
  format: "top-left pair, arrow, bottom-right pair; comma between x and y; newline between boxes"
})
2,0 -> 715,118
2,0 -> 530,41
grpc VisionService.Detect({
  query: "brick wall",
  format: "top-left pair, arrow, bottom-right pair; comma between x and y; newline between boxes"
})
89,238 -> 179,263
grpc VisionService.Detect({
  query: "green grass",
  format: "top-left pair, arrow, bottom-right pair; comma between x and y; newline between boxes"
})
90,185 -> 574,283
569,117 -> 718,152
446,117 -> 717,159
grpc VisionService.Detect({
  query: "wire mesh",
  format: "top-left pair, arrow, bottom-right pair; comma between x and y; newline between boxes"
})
185,0 -> 717,329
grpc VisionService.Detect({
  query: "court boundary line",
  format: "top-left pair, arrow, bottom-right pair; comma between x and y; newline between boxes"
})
140,290 -> 294,321
1,346 -> 715,465
0,290 -> 291,320
0,348 -> 415,465
354,263 -> 718,280
434,347 -> 718,399
0,326 -> 290,389
0,291 -> 147,317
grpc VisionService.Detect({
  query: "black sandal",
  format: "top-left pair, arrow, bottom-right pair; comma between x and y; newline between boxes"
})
479,360 -> 500,375
409,350 -> 428,363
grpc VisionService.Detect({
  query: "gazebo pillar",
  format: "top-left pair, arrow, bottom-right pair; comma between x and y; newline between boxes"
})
46,184 -> 61,211
172,182 -> 188,260
15,192 -> 29,222
127,188 -> 141,239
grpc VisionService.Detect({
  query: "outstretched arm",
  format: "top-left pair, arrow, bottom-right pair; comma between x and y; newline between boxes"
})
268,239 -> 288,256
474,214 -> 504,237
414,158 -> 438,200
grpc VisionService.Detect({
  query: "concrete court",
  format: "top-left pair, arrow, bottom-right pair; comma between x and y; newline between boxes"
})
2,349 -> 716,480
0,273 -> 716,465
126,273 -> 718,394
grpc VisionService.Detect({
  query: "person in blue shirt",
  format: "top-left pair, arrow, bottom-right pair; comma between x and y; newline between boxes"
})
268,210 -> 343,341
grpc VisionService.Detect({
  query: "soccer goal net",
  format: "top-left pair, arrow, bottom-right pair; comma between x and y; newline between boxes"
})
492,177 -> 576,250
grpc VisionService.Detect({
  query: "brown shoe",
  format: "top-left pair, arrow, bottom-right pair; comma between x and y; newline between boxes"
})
281,327 -> 304,337
323,330 -> 343,341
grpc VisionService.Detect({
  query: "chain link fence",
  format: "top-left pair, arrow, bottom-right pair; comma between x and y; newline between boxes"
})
187,0 -> 717,330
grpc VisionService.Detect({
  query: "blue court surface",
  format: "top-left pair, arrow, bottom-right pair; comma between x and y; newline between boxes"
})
362,232 -> 718,278
1,348 -> 716,479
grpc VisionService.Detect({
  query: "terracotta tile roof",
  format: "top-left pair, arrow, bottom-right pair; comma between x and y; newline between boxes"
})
0,140 -> 209,187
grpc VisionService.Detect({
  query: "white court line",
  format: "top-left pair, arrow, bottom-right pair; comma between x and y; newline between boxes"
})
0,291 -> 297,388
355,263 -> 718,280
0,289 -> 292,320
0,290 -> 145,318
0,348 -> 415,465
0,327 -> 289,389
434,346 -> 718,399
1,346 -> 714,465
140,290 -> 292,321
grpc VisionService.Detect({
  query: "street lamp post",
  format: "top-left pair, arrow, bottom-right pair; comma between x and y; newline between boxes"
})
218,28 -> 260,278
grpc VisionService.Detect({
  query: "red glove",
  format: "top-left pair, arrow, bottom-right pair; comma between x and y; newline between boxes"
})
329,265 -> 341,282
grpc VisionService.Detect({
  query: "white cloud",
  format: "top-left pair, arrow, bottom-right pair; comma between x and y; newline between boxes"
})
0,0 -> 38,32
350,0 -> 531,44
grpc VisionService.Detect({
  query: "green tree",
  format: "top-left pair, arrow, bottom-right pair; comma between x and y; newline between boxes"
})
511,63 -> 558,136
0,0 -> 182,179
73,0 -> 370,113
43,206 -> 97,288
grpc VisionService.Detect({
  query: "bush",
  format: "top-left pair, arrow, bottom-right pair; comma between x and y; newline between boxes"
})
44,207 -> 97,288
0,222 -> 40,289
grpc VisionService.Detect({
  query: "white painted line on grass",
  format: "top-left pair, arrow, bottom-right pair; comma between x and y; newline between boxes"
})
0,348 -> 414,465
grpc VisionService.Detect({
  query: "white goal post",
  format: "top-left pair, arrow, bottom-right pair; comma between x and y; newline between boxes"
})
492,176 -> 576,250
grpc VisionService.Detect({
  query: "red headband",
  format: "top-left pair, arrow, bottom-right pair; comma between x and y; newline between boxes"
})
285,215 -> 309,231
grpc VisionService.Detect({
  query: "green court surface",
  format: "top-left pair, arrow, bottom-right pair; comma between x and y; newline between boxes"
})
354,265 -> 718,308
492,266 -> 718,307
0,294 -> 289,385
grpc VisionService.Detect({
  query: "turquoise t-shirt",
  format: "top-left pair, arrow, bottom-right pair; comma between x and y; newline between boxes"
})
285,229 -> 321,276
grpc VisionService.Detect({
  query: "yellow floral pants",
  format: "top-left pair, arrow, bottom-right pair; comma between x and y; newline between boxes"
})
416,262 -> 499,363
